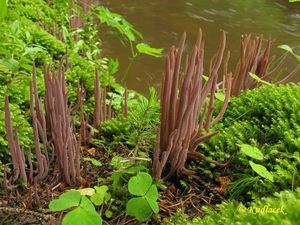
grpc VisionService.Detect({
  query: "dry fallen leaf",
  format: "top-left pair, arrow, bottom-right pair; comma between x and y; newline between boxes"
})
82,147 -> 96,156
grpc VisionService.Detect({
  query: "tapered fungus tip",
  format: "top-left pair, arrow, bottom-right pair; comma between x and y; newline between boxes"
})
96,68 -> 99,77
181,32 -> 187,41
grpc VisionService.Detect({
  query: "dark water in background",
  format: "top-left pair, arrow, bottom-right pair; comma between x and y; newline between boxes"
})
100,0 -> 300,94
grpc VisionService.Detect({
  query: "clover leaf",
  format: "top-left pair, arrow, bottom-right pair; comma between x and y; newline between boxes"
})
126,172 -> 159,221
49,191 -> 81,211
62,206 -> 102,225
78,188 -> 95,196
49,192 -> 102,225
128,172 -> 152,196
91,185 -> 110,206
145,184 -> 159,213
126,197 -> 152,221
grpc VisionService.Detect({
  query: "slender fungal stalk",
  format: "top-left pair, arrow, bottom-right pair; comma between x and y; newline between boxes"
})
153,29 -> 232,181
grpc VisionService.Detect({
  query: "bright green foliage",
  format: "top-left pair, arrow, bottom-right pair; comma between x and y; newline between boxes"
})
0,0 -> 7,22
278,45 -> 300,62
91,186 -> 111,206
239,144 -> 274,182
128,172 -> 153,196
248,72 -> 272,86
62,205 -> 101,225
78,188 -> 95,196
126,172 -> 159,221
9,0 -> 56,27
49,191 -> 81,211
110,161 -> 148,197
0,19 -> 52,68
96,6 -> 142,42
101,87 -> 159,153
49,190 -> 103,225
249,161 -> 274,182
164,188 -> 300,225
48,0 -> 69,27
106,161 -> 150,221
136,43 -> 163,58
25,21 -> 65,58
200,84 -> 300,198
0,15 -> 62,160
83,157 -> 103,167
239,144 -> 264,160
0,0 -> 124,165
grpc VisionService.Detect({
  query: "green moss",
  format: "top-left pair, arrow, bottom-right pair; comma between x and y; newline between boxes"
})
164,188 -> 300,225
197,84 -> 300,198
27,21 -> 66,58
9,0 -> 57,26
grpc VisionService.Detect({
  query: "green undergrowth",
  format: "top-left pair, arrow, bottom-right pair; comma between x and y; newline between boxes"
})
0,0 -> 162,188
164,188 -> 300,225
99,87 -> 159,154
195,84 -> 300,199
0,1 -> 121,166
9,0 -> 57,27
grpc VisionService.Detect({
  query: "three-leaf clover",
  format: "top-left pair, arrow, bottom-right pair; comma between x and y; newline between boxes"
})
49,191 -> 102,225
126,172 -> 159,221
91,185 -> 111,206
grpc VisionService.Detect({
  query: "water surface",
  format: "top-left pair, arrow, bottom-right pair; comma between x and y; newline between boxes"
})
100,0 -> 300,94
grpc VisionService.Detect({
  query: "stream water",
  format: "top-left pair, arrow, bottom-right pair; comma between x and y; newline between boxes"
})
100,0 -> 300,94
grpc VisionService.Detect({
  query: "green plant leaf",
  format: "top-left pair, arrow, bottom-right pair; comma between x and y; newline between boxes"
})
248,72 -> 272,86
0,0 -> 7,22
11,20 -> 20,36
289,0 -> 300,3
91,186 -> 109,206
126,197 -> 152,221
292,152 -> 300,163
62,207 -> 102,225
145,185 -> 159,213
78,188 -> 95,196
22,47 -> 44,56
73,40 -> 84,54
239,144 -> 264,160
62,25 -> 70,41
0,58 -> 19,73
128,172 -> 152,196
0,64 -> 9,73
49,191 -> 81,211
105,210 -> 113,218
249,161 -> 274,182
278,44 -> 300,62
90,194 -> 103,206
136,43 -> 163,58
80,196 -> 96,212
145,184 -> 158,200
96,6 -> 142,42
94,185 -> 109,193
83,157 -> 102,166
215,92 -> 225,101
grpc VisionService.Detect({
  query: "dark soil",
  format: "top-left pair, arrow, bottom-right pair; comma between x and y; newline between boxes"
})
0,144 -> 230,225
